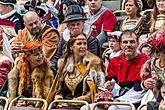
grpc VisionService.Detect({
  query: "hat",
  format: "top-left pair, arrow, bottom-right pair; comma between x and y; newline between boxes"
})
22,40 -> 42,55
107,31 -> 122,40
35,3 -> 49,17
24,0 -> 41,10
149,29 -> 165,53
63,5 -> 87,23
0,0 -> 16,6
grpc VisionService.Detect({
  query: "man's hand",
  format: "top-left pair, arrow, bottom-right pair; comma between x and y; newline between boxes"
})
11,41 -> 23,54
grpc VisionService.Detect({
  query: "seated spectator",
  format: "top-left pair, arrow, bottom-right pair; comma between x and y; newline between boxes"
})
51,5 -> 100,69
46,33 -> 105,108
12,11 -> 60,61
24,0 -> 52,26
102,31 -> 122,71
122,0 -> 152,10
0,0 -> 24,33
58,0 -> 79,35
58,0 -> 79,24
106,30 -> 149,110
0,19 -> 17,61
148,0 -> 165,32
86,0 -> 117,47
141,29 -> 165,110
0,31 -> 12,91
8,40 -> 54,104
81,30 -> 150,110
114,0 -> 151,36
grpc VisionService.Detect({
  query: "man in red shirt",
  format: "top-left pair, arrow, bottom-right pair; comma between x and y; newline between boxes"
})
106,30 -> 150,109
86,0 -> 117,47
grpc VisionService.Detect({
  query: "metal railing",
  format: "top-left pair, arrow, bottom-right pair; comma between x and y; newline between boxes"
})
48,100 -> 89,110
137,103 -> 147,110
91,101 -> 136,110
8,98 -> 48,110
0,96 -> 8,110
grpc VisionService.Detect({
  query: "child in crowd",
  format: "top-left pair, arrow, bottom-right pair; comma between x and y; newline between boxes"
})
102,31 -> 122,71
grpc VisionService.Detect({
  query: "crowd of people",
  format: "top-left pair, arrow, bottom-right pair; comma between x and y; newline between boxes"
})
0,0 -> 165,109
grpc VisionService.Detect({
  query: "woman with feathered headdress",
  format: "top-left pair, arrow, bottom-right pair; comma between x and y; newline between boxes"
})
8,40 -> 54,106
141,29 -> 165,109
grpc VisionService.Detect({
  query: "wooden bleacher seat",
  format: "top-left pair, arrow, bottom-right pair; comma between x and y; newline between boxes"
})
102,0 -> 122,11
91,101 -> 136,110
113,10 -> 127,21
8,98 -> 48,110
0,96 -> 8,110
141,9 -> 153,16
48,100 -> 89,110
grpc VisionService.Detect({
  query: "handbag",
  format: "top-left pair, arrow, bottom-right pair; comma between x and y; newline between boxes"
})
94,87 -> 114,102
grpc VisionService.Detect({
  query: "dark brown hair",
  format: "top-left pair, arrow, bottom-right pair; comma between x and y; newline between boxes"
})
119,30 -> 139,42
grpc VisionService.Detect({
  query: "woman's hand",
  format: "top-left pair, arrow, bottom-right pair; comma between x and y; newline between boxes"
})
103,80 -> 115,92
159,101 -> 165,110
143,78 -> 156,89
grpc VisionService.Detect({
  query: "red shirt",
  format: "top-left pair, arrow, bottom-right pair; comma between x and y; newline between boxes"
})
0,60 -> 12,88
107,53 -> 150,84
90,9 -> 117,37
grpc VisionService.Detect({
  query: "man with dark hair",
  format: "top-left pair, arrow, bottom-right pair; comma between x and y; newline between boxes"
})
0,0 -> 24,33
105,30 -> 150,109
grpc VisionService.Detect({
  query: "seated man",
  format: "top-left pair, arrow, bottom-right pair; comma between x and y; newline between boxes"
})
0,0 -> 24,33
81,30 -> 150,110
106,30 -> 150,110
12,11 -> 60,61
8,40 -> 54,105
0,31 -> 12,93
86,0 -> 117,47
